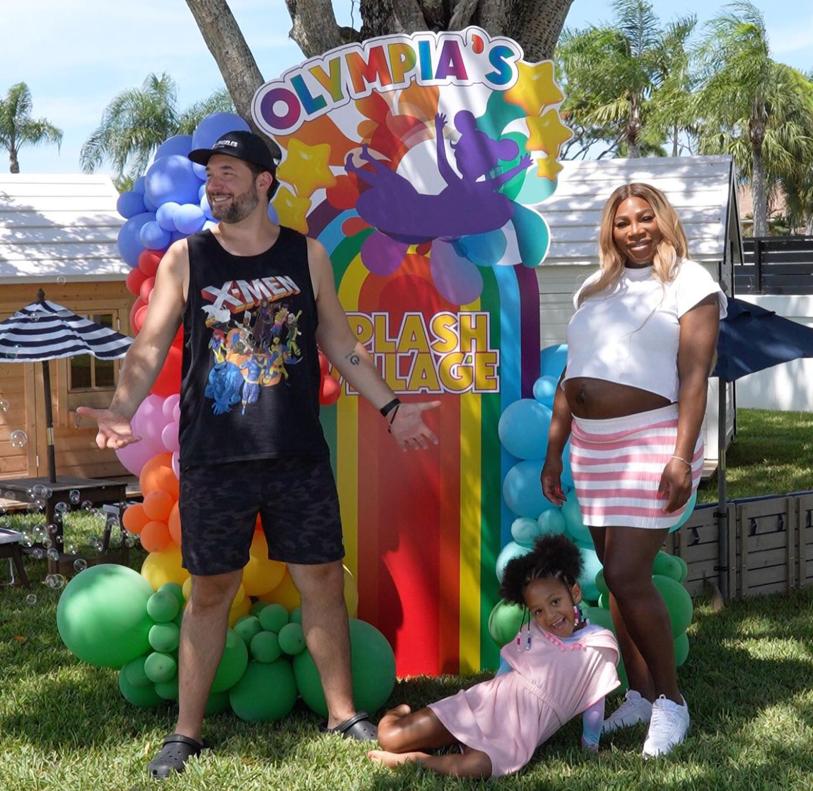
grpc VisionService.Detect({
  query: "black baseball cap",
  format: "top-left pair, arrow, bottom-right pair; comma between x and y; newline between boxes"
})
188,130 -> 281,173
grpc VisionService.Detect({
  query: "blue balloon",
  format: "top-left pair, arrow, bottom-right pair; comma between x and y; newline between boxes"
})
562,493 -> 592,546
537,508 -> 566,536
169,230 -> 187,244
498,399 -> 552,460
192,112 -> 250,150
267,202 -> 279,224
510,517 -> 541,548
116,190 -> 146,219
200,193 -> 214,221
540,344 -> 568,378
155,134 -> 193,159
503,460 -> 555,519
192,162 -> 208,181
495,541 -> 531,582
202,220 -> 218,232
132,176 -> 146,195
174,203 -> 205,235
561,440 -> 574,487
532,375 -> 558,407
156,201 -> 180,232
578,546 -> 603,603
454,229 -> 507,267
117,211 -> 154,266
139,220 -> 171,251
143,189 -> 158,211
669,490 -> 698,533
145,155 -> 201,207
198,183 -> 207,200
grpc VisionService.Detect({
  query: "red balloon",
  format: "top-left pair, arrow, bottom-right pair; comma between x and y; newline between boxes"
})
129,297 -> 146,333
126,267 -> 147,297
139,277 -> 155,303
320,375 -> 340,405
150,345 -> 182,397
318,351 -> 329,375
132,304 -> 149,334
138,249 -> 163,277
171,325 -> 184,349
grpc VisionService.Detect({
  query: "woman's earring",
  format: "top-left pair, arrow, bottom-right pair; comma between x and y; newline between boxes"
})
573,605 -> 586,629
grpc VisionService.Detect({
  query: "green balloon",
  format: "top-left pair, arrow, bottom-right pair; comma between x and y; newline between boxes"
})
487,599 -> 524,647
234,615 -> 263,646
210,629 -> 249,693
57,564 -> 153,668
562,494 -> 592,546
147,590 -> 181,623
258,603 -> 289,633
250,601 -> 269,617
293,618 -> 395,718
597,593 -> 610,610
122,654 -> 151,688
674,632 -> 690,667
278,622 -> 306,655
149,622 -> 180,653
158,582 -> 185,607
289,608 -> 302,624
595,569 -> 609,597
119,668 -> 164,708
250,631 -> 282,663
154,677 -> 179,701
230,660 -> 297,722
205,690 -> 230,715
144,651 -> 177,684
652,552 -> 682,582
652,574 -> 694,638
674,556 -> 689,583
584,605 -> 615,633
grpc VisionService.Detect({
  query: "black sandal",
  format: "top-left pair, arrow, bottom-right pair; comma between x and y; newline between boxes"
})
323,711 -> 378,741
148,733 -> 205,780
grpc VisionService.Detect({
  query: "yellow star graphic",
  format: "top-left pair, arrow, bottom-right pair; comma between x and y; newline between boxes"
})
526,110 -> 573,159
272,186 -> 311,234
504,61 -> 564,116
276,139 -> 337,199
535,156 -> 563,180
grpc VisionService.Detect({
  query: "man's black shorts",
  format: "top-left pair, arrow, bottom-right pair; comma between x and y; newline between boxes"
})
178,456 -> 344,576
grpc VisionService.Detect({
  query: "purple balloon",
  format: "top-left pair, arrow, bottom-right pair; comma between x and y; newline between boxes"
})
360,231 -> 407,276
155,134 -> 193,159
171,451 -> 180,479
161,421 -> 180,453
130,394 -> 167,448
191,112 -> 250,150
162,393 -> 180,419
429,239 -> 484,304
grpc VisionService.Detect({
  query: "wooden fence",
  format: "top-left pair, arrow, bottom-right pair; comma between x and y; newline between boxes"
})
666,491 -> 813,599
735,236 -> 813,295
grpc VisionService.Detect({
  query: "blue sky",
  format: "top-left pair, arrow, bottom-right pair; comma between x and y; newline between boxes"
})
2,0 -> 811,175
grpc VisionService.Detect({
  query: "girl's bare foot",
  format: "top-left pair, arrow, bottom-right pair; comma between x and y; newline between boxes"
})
367,749 -> 430,768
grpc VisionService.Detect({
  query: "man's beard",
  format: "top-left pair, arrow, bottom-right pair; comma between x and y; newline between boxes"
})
211,185 -> 261,224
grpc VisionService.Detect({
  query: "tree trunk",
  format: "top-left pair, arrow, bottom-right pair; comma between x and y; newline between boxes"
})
627,94 -> 641,158
284,0 -> 357,56
750,109 -> 768,237
672,124 -> 679,157
9,144 -> 19,174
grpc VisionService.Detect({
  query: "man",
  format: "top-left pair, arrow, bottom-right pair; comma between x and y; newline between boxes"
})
78,130 -> 439,779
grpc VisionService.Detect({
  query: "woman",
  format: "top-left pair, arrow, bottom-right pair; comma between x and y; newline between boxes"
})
541,182 -> 726,758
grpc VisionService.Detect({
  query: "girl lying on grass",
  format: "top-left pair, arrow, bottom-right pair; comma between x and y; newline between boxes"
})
368,535 -> 620,778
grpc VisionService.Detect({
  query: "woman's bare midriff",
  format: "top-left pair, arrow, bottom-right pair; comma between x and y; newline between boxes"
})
563,377 -> 672,419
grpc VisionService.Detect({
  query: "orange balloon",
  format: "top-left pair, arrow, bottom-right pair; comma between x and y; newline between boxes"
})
139,452 -> 179,499
143,490 -> 174,522
140,520 -> 172,553
122,502 -> 149,535
167,502 -> 182,546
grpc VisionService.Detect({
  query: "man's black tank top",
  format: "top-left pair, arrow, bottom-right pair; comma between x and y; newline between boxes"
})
178,227 -> 328,467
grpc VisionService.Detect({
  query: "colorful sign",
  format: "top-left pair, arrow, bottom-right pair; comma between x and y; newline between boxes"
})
253,26 -> 570,675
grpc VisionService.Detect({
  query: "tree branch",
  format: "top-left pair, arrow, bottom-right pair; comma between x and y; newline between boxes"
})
448,0 -> 479,29
284,0 -> 357,57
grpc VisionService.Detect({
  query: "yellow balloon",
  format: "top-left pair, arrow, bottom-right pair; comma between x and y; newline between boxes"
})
242,555 -> 287,597
228,596 -> 251,627
141,546 -> 189,590
343,565 -> 358,618
182,575 -> 193,601
258,569 -> 301,611
232,583 -> 246,607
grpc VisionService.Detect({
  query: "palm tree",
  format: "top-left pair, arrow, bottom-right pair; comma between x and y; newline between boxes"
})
80,74 -> 233,186
556,0 -> 695,159
694,2 -> 813,236
0,83 -> 63,173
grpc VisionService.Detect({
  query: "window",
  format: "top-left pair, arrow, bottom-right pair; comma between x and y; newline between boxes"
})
69,313 -> 117,391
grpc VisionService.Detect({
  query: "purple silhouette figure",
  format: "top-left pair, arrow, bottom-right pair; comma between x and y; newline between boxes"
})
346,111 -> 531,244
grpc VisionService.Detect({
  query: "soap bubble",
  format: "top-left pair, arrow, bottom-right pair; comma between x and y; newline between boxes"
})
69,490 -> 81,505
73,558 -> 88,572
10,430 -> 27,449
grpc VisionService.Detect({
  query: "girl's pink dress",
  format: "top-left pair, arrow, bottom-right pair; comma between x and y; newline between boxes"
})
428,623 -> 619,777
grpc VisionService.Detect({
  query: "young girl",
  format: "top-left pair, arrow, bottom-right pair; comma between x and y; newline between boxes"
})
367,535 -> 620,778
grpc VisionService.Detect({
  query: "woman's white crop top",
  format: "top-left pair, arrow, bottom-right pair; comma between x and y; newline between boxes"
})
564,259 -> 727,402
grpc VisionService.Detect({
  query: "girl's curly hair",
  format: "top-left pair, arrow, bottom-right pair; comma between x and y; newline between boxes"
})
499,534 -> 583,607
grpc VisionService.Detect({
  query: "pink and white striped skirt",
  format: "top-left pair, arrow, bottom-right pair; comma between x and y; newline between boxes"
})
570,404 -> 703,530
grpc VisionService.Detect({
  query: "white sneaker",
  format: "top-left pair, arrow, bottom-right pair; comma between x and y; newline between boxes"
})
602,689 -> 653,734
642,695 -> 690,758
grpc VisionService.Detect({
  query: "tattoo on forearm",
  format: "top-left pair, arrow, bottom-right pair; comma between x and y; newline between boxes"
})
345,351 -> 360,366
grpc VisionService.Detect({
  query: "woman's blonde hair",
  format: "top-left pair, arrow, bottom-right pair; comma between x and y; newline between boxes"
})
577,183 -> 689,306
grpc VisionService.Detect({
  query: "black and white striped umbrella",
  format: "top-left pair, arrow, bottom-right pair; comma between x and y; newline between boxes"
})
0,290 -> 133,482
0,298 -> 132,362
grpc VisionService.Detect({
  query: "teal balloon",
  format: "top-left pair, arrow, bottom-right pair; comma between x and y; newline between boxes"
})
532,375 -> 558,408
278,622 -> 306,655
147,590 -> 180,623
289,607 -> 302,624
498,399 -> 552,460
250,601 -> 269,617
293,619 -> 395,718
205,690 -> 230,715
149,622 -> 180,653
652,551 -> 682,582
250,631 -> 281,663
537,508 -> 566,537
510,517 -> 541,547
597,592 -> 610,610
158,582 -> 185,607
562,494 -> 592,546
234,615 -> 263,646
512,203 -> 550,266
122,654 -> 151,689
495,541 -> 531,582
652,575 -> 693,638
487,599 -> 524,647
503,460 -> 553,518
154,677 -> 179,701
210,629 -> 249,693
674,632 -> 690,667
670,490 -> 697,533
584,605 -> 614,633
258,603 -> 289,633
578,546 -> 603,603
57,564 -> 153,668
119,668 -> 164,708
230,660 -> 297,722
144,651 -> 177,684
540,344 -> 567,379
454,229 -> 507,267
595,569 -> 609,597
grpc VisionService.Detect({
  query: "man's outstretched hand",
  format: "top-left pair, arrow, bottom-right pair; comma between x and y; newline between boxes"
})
388,401 -> 441,450
75,406 -> 141,450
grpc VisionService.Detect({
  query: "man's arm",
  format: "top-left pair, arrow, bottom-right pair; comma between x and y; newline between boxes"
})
307,238 -> 439,450
77,241 -> 188,448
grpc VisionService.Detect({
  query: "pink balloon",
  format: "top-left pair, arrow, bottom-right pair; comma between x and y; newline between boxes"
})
360,231 -> 407,276
172,403 -> 181,423
161,420 -> 180,453
171,451 -> 180,479
429,238 -> 484,304
115,440 -> 160,477
131,394 -> 167,447
162,393 -> 180,419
